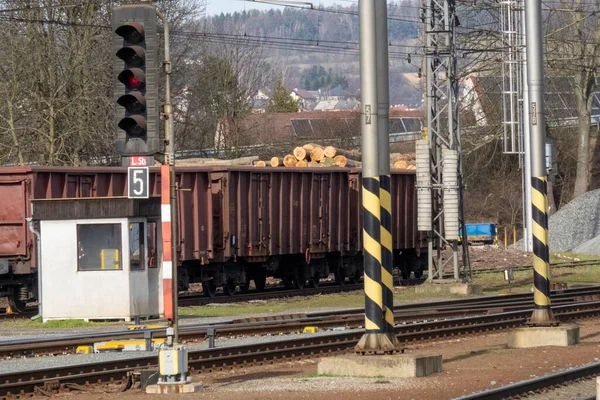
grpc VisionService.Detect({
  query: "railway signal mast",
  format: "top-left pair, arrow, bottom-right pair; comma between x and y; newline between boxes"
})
113,5 -> 160,160
113,5 -> 197,392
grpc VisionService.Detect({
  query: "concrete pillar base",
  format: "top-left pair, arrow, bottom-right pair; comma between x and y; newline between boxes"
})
354,333 -> 402,354
508,323 -> 580,348
318,353 -> 443,378
145,383 -> 204,394
415,280 -> 482,295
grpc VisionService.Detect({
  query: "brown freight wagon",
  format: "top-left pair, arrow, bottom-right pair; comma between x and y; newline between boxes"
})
0,166 -> 426,307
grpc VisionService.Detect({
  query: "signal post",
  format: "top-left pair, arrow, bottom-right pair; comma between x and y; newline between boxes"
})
112,4 -> 200,393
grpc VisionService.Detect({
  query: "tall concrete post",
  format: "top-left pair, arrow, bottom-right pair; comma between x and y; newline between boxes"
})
355,0 -> 398,353
524,0 -> 553,323
375,0 -> 397,339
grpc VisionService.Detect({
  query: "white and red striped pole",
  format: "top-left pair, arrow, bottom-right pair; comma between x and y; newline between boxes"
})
161,164 -> 173,320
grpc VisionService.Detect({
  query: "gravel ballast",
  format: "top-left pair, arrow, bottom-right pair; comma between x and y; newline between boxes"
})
548,188 -> 600,252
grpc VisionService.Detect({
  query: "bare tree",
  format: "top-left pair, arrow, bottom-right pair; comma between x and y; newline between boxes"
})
0,0 -> 206,166
544,2 -> 600,198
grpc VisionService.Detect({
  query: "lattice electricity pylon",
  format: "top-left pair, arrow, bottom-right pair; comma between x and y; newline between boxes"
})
424,0 -> 470,280
500,0 -> 525,155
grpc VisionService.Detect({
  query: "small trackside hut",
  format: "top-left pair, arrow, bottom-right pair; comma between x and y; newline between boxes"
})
32,196 -> 162,322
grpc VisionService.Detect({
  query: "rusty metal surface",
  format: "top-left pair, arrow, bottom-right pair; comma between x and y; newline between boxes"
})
0,166 -> 424,273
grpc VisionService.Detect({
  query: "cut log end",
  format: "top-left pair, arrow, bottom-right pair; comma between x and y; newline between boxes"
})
311,147 -> 325,162
256,160 -> 267,167
296,160 -> 308,168
283,154 -> 298,167
302,144 -> 315,152
324,146 -> 337,158
393,160 -> 409,169
333,155 -> 347,167
293,147 -> 307,161
270,157 -> 281,167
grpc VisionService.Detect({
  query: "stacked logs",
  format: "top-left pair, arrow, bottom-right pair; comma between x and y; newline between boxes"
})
255,146 -> 417,171
390,152 -> 417,171
262,144 -> 361,168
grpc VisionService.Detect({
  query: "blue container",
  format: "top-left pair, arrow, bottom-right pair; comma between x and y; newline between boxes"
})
462,223 -> 497,244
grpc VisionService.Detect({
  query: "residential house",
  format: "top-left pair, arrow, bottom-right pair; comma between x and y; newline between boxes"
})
290,88 -> 318,111
250,89 -> 271,113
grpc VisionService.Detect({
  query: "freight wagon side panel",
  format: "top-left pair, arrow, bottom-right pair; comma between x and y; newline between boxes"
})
348,172 -> 362,253
176,169 -> 212,263
0,177 -> 29,258
351,171 -> 424,252
220,168 -> 354,260
390,172 -> 425,250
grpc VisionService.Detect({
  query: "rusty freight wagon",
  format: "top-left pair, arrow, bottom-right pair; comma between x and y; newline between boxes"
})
0,166 -> 426,308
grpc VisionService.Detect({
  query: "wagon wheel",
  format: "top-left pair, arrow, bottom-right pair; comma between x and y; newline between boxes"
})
240,282 -> 250,293
413,267 -> 424,279
348,271 -> 361,285
7,286 -> 27,314
308,274 -> 320,288
334,266 -> 345,286
282,277 -> 293,289
223,280 -> 237,296
202,281 -> 217,298
293,268 -> 306,290
254,272 -> 267,292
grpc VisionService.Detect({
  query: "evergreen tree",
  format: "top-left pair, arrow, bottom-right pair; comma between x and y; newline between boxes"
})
268,79 -> 299,113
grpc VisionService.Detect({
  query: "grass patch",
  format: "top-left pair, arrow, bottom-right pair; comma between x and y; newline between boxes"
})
551,252 -> 600,262
179,290 -> 464,318
1,318 -> 108,329
474,264 -> 600,294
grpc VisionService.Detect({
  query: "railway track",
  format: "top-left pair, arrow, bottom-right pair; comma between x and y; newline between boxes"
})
187,259 -> 598,307
0,308 -> 37,321
470,259 -> 600,275
2,300 -> 600,399
0,286 -> 598,359
180,278 -> 425,307
0,260 -> 594,315
456,360 -> 600,399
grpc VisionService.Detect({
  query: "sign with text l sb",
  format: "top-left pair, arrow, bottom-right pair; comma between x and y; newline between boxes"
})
128,167 -> 149,199
130,156 -> 147,166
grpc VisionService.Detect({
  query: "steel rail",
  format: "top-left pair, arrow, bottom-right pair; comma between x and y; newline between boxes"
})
471,259 -> 600,275
1,301 -> 600,399
455,360 -> 600,400
184,259 -> 598,306
2,287 -> 600,359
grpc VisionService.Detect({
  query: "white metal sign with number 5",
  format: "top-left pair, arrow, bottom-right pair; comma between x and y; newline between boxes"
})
128,167 -> 149,199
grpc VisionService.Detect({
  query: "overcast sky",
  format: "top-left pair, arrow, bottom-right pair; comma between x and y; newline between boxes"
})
205,1 -> 354,16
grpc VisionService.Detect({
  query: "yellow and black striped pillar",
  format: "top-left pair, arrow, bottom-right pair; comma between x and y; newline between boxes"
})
379,175 -> 395,334
362,176 -> 384,334
530,176 -> 554,324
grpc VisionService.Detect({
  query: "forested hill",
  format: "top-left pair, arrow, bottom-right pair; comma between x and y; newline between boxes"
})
206,3 -> 419,48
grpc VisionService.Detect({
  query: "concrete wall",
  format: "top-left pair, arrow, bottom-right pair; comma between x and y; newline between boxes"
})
40,218 -> 160,321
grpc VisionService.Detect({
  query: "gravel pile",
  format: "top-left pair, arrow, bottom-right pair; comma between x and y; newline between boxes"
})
573,235 -> 600,256
548,189 -> 600,252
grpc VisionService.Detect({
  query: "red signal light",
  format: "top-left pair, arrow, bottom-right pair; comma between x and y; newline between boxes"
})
118,68 -> 146,90
128,76 -> 142,89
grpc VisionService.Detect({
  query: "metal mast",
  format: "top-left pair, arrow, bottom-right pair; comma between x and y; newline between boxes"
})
500,0 -> 533,252
524,0 -> 554,323
423,0 -> 469,280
